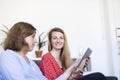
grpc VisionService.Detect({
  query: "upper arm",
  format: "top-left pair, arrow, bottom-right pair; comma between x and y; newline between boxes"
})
0,55 -> 25,80
39,56 -> 56,80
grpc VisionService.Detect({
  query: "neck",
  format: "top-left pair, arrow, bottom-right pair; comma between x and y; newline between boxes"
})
51,49 -> 61,58
51,49 -> 62,68
16,50 -> 30,64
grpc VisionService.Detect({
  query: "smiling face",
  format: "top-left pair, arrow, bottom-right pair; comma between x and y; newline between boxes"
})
25,32 -> 37,51
51,31 -> 64,50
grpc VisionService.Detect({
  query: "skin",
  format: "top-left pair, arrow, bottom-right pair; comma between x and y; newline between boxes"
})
50,31 -> 89,79
24,32 -> 37,51
50,31 -> 64,68
16,32 -> 37,64
51,31 -> 64,50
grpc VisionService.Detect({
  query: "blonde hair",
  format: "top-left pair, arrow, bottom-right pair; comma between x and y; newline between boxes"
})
48,27 -> 73,69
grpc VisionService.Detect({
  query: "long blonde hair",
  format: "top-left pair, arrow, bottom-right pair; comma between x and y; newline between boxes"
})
48,27 -> 73,69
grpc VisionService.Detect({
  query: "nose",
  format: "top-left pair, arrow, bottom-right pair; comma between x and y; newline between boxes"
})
57,38 -> 60,42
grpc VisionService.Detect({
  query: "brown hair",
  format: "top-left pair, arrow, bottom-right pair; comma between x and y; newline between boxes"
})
48,27 -> 73,69
3,22 -> 36,51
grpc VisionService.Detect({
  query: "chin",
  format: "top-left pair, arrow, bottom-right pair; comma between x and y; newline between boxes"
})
28,48 -> 33,51
56,48 -> 62,50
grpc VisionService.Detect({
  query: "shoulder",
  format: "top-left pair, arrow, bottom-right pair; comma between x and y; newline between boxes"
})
0,49 -> 19,62
0,49 -> 24,68
40,52 -> 53,63
42,52 -> 51,59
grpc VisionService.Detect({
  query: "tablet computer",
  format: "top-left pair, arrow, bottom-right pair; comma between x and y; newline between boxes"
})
76,48 -> 92,68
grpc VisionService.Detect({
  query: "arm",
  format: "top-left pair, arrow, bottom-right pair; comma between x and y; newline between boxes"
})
39,56 -> 59,80
71,57 -> 90,79
39,55 -> 69,80
0,54 -> 26,80
39,54 -> 79,80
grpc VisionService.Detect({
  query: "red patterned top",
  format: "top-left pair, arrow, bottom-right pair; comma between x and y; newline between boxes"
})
39,52 -> 64,80
39,52 -> 83,80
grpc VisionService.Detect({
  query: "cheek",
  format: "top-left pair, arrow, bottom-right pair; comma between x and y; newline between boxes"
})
61,39 -> 64,45
62,39 -> 64,43
51,39 -> 56,44
25,38 -> 33,46
25,38 -> 30,44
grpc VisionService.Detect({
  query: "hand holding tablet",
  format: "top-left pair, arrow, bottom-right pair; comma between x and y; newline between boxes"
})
76,48 -> 92,68
71,48 -> 92,76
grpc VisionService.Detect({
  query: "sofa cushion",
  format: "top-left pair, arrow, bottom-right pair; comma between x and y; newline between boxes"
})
106,76 -> 118,80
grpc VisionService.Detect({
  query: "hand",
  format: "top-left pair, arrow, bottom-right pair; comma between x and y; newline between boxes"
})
66,58 -> 83,80
62,58 -> 90,80
63,59 -> 79,80
84,57 -> 90,68
77,57 -> 90,72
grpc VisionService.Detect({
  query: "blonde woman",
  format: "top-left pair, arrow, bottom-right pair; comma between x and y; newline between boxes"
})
39,27 -> 107,80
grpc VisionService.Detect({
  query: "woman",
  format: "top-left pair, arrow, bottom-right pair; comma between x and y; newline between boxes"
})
0,22 -> 77,80
39,27 -> 107,80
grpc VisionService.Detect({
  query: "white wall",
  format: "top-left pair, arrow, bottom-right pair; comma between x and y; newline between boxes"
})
105,0 -> 120,79
0,0 -> 119,78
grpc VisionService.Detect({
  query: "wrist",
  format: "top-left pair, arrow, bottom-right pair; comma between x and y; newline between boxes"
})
74,70 -> 83,74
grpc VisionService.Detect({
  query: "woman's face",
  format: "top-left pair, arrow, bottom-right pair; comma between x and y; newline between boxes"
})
25,32 -> 37,51
51,31 -> 64,50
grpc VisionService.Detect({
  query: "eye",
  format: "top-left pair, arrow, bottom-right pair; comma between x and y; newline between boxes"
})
31,34 -> 35,38
60,36 -> 64,39
52,37 -> 57,39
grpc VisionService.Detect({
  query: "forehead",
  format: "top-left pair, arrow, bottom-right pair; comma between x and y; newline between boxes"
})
51,31 -> 63,36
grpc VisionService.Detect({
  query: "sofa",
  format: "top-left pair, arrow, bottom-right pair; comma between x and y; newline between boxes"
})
106,76 -> 118,80
33,60 -> 118,80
